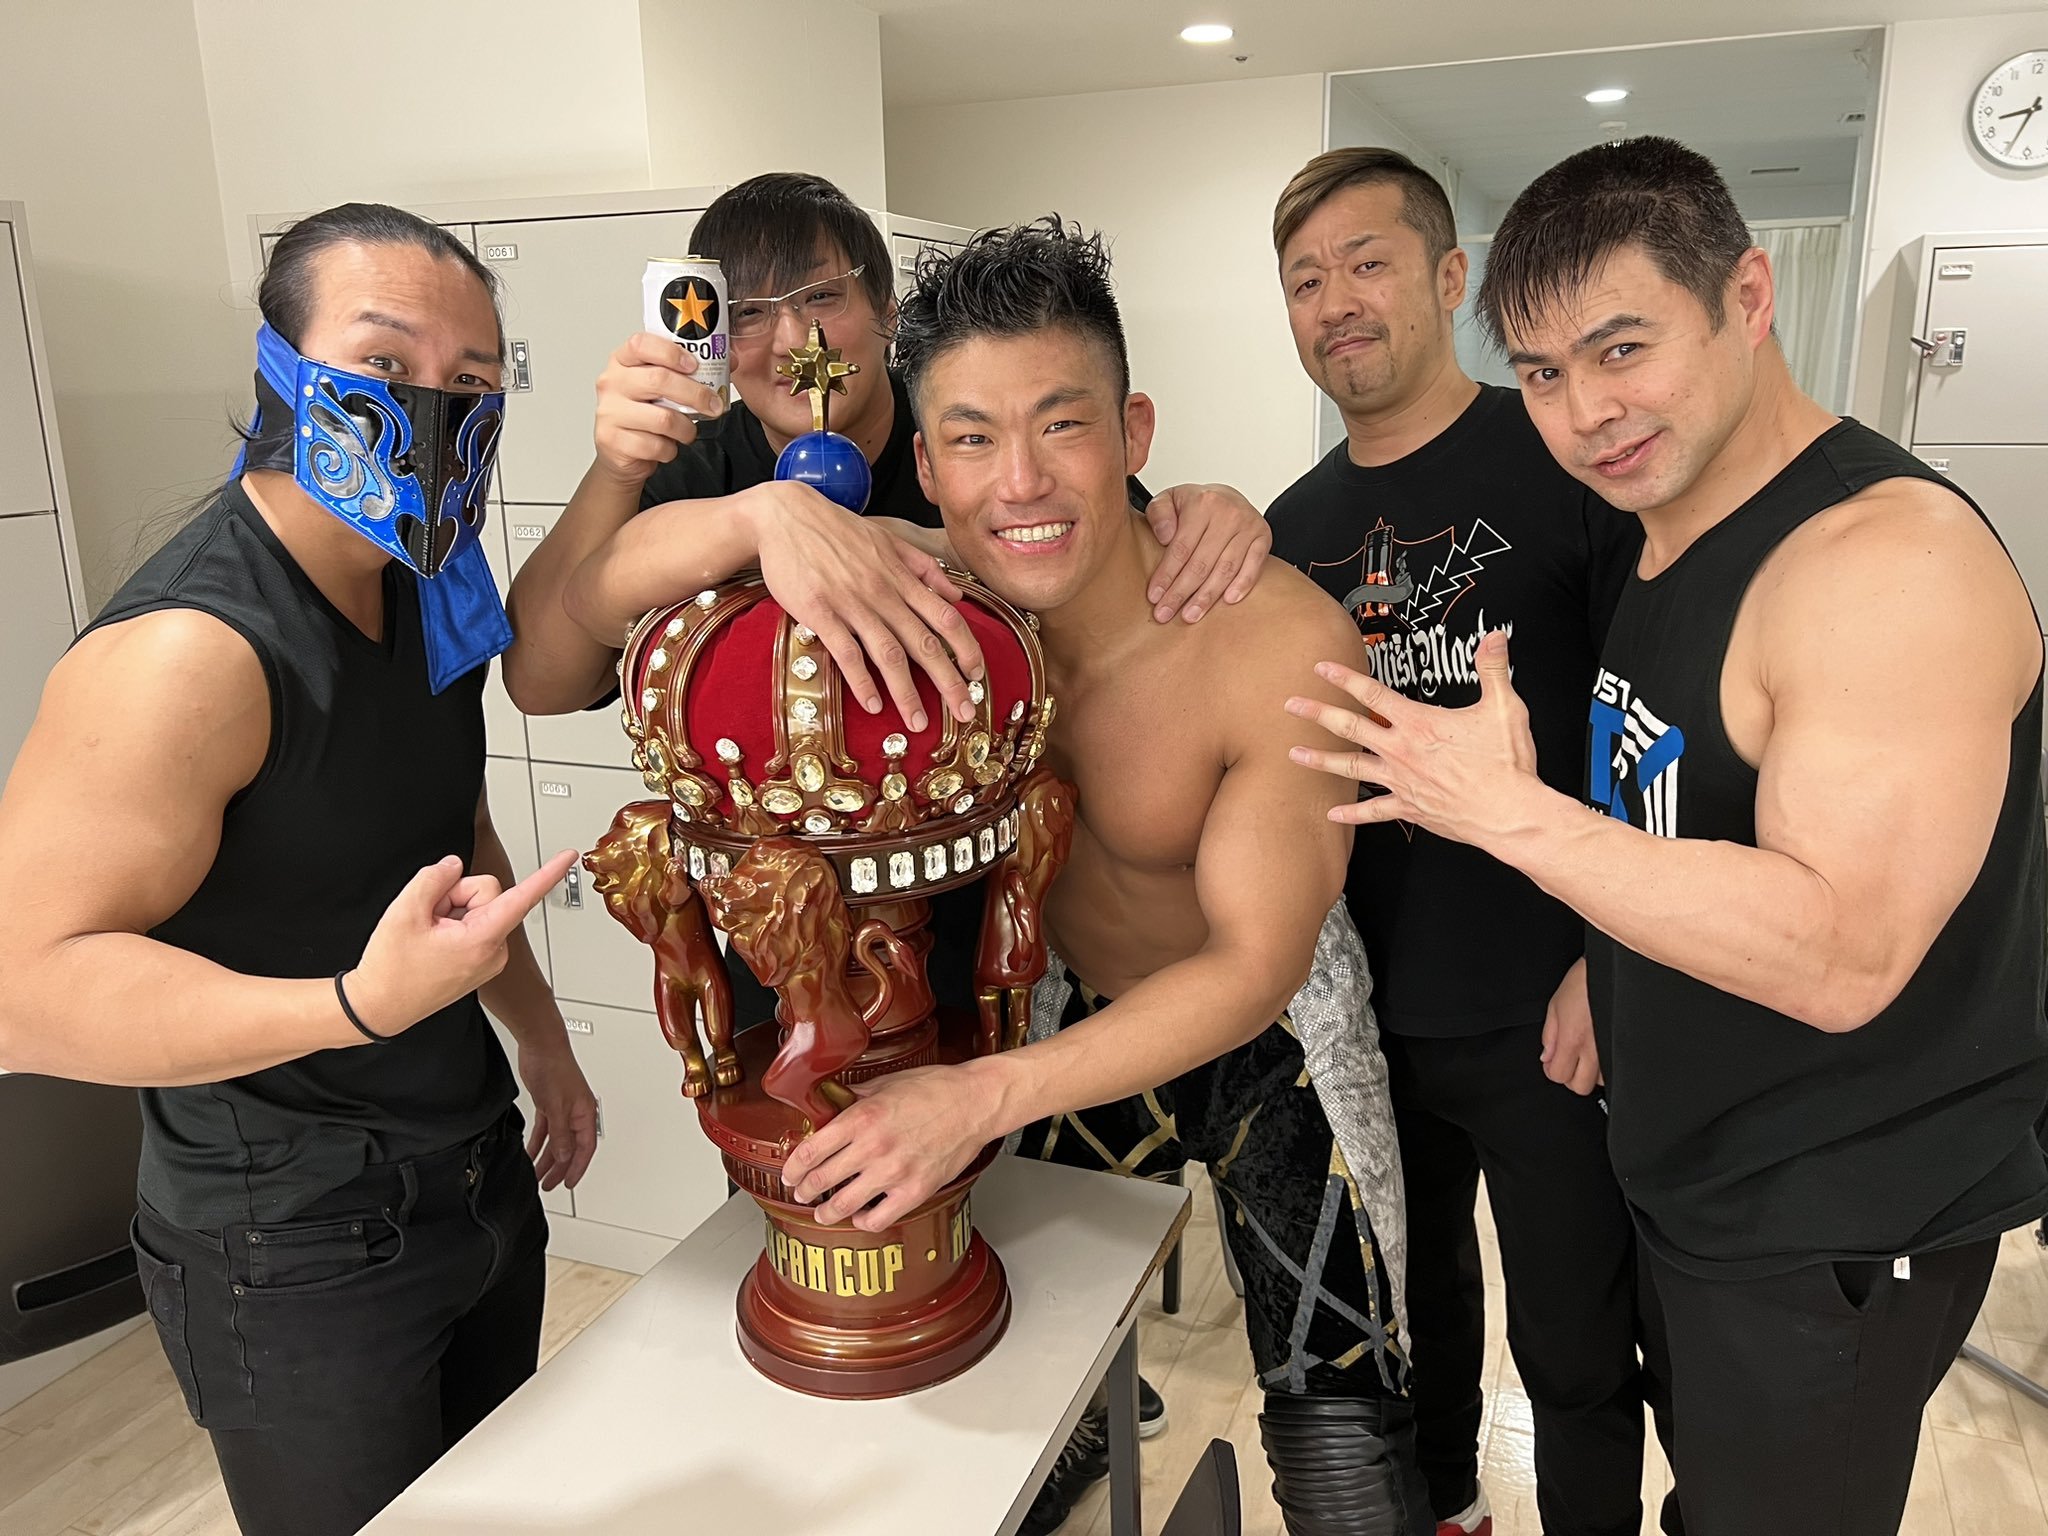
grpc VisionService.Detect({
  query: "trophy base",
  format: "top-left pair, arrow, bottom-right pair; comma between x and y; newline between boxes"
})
735,1223 -> 1011,1399
703,1007 -> 1012,1398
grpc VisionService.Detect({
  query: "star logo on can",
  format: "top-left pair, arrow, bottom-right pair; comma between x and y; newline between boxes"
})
662,276 -> 719,340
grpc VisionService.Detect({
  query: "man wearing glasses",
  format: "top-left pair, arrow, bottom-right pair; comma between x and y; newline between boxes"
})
509,171 -> 1272,731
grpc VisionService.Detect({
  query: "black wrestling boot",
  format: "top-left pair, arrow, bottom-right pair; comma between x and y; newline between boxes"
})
1257,1391 -> 1435,1536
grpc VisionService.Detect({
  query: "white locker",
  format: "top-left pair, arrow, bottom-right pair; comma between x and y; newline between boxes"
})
484,753 -> 551,977
1911,243 -> 2048,446
1903,232 -> 2048,636
0,203 -> 85,788
1916,446 -> 2048,615
531,762 -> 665,1015
883,213 -> 977,300
0,223 -> 54,516
481,211 -> 705,506
0,516 -> 78,775
506,503 -> 638,771
557,1000 -> 729,1241
479,500 -> 527,760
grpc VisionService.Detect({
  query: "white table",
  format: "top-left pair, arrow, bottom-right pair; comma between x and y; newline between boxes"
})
365,1155 -> 1192,1536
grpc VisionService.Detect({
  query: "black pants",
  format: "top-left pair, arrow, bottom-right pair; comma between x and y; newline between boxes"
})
1025,985 -> 1433,1536
130,1110 -> 548,1536
1384,1023 -> 1656,1536
1642,1234 -> 1996,1536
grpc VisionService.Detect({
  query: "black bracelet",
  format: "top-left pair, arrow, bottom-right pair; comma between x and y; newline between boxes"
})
334,971 -> 393,1044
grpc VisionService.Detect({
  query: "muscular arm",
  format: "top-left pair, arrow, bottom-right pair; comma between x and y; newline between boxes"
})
0,613 -> 364,1083
1448,484 -> 2037,1031
987,612 -> 1362,1124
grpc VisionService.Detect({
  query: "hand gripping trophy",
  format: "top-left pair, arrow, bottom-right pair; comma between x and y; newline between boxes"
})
585,323 -> 1076,1397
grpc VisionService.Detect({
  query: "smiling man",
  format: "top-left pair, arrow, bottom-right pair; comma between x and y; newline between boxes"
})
1264,147 -> 1652,1536
560,216 -> 1432,1534
1287,137 -> 2048,1536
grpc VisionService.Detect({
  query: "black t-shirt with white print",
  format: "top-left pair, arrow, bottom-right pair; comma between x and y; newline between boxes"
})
1268,384 -> 1642,1037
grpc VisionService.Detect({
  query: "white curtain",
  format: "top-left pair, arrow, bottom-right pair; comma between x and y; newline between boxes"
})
1750,221 -> 1847,409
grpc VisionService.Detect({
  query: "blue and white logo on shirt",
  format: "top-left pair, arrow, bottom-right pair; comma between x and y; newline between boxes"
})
1589,668 -> 1685,837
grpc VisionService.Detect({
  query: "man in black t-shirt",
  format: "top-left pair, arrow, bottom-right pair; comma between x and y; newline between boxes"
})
1257,149 -> 1661,1536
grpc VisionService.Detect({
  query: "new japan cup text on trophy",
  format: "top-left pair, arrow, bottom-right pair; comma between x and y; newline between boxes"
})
585,323 -> 1075,1397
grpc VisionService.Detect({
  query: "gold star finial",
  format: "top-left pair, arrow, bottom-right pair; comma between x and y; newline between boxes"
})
775,322 -> 860,434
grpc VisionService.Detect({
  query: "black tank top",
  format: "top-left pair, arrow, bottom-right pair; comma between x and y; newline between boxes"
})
84,483 -> 514,1228
1586,419 -> 2048,1276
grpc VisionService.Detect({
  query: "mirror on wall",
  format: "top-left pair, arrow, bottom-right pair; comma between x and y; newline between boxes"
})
1320,29 -> 1883,457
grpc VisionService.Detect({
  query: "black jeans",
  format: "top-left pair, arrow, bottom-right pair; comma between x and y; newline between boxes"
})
1642,1234 -> 1997,1536
1384,1023 -> 1660,1536
130,1110 -> 548,1536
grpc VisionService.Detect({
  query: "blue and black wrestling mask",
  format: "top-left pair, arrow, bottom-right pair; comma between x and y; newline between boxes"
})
237,321 -> 514,693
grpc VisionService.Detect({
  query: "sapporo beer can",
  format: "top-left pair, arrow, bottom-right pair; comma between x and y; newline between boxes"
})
644,255 -> 729,414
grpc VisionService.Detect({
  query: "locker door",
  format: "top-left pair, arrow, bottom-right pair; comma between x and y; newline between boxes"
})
480,498 -> 526,759
890,232 -> 967,298
0,516 -> 77,780
531,762 -> 665,1014
559,1000 -> 728,1240
1916,445 -> 2048,632
507,504 -> 639,771
0,226 -> 55,516
1913,244 -> 2048,446
486,1014 -> 573,1218
484,754 -> 551,977
481,212 -> 702,505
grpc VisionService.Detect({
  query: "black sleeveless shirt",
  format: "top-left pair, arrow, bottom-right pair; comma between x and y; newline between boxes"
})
85,483 -> 515,1228
1585,420 -> 2048,1276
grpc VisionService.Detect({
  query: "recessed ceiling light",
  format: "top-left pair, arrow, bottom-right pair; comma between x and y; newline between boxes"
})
1584,88 -> 1630,104
1180,23 -> 1234,44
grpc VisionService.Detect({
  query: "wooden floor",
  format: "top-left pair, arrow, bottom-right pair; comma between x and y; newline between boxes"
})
4,1178 -> 2046,1534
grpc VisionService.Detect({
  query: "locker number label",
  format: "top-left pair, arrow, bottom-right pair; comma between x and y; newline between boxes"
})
484,243 -> 519,262
513,524 -> 547,542
538,780 -> 572,798
564,1017 -> 594,1035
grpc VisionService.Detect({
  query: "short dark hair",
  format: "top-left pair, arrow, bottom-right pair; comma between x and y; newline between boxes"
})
262,201 -> 501,351
1272,147 -> 1458,269
894,216 -> 1131,421
691,172 -> 893,318
1478,137 -> 1753,349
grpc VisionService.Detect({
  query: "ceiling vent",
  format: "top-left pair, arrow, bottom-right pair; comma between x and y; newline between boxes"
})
1749,165 -> 1802,175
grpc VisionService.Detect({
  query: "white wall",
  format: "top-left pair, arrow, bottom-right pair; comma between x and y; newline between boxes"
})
1852,10 -> 2048,433
642,0 -> 886,209
194,0 -> 653,292
1735,182 -> 1856,221
0,0 -> 248,607
888,75 -> 1327,511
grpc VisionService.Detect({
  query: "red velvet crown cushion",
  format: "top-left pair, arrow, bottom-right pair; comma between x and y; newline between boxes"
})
635,593 -> 1034,824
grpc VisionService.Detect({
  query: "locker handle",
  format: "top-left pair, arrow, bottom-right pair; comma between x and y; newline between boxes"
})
562,865 -> 583,909
508,338 -> 532,392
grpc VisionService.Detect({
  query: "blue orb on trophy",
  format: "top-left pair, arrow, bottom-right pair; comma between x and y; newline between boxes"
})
773,322 -> 872,515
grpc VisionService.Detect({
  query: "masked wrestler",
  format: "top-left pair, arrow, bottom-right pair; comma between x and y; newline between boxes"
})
0,203 -> 590,1536
558,218 -> 1431,1536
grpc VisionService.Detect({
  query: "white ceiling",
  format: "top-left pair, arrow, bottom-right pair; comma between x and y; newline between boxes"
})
1336,29 -> 1881,206
869,0 -> 1984,111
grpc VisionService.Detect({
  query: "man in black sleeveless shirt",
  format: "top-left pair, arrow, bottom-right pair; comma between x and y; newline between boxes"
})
1288,137 -> 2048,1536
0,207 -> 589,1536
1255,149 -> 1655,1536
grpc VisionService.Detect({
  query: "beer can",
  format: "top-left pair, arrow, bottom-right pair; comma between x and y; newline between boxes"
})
643,255 -> 729,413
